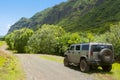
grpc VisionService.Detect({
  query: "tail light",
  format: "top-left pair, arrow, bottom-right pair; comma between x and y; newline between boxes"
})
90,51 -> 93,56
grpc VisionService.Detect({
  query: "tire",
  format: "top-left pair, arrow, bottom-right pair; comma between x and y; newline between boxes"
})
64,56 -> 70,67
100,48 -> 113,63
80,59 -> 90,72
102,65 -> 112,72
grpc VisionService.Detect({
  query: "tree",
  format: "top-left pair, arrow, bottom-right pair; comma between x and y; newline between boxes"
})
68,33 -> 81,44
86,33 -> 94,42
5,32 -> 15,49
106,23 -> 120,54
27,24 -> 66,54
5,28 -> 34,53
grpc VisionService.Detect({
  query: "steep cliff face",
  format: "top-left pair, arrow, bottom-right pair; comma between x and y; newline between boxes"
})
8,17 -> 31,33
9,0 -> 120,33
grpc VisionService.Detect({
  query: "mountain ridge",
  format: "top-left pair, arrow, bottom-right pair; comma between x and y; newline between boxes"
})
8,0 -> 120,34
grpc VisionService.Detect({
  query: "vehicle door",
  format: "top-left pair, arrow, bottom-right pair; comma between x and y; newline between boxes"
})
67,45 -> 75,62
81,44 -> 89,58
72,45 -> 81,64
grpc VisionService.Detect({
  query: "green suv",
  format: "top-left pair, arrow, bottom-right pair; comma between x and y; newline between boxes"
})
64,43 -> 114,72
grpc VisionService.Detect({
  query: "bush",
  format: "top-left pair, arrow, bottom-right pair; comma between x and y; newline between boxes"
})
27,24 -> 66,54
5,32 -> 15,49
57,32 -> 81,55
5,28 -> 33,53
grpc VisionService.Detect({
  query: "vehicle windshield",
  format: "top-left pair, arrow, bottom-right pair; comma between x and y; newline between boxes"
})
91,45 -> 113,52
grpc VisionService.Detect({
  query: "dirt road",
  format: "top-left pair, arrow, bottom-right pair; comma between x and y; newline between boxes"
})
15,54 -> 97,80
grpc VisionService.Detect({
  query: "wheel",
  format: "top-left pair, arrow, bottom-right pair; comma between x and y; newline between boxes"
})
80,59 -> 90,72
64,56 -> 70,67
102,65 -> 112,72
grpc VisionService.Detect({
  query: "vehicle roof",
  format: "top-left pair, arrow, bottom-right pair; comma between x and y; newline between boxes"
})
71,42 -> 112,46
83,42 -> 112,45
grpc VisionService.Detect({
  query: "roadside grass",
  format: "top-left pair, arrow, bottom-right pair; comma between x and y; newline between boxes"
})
0,41 -> 18,53
111,63 -> 120,80
89,63 -> 120,80
39,54 -> 64,63
0,50 -> 25,80
0,41 -> 6,47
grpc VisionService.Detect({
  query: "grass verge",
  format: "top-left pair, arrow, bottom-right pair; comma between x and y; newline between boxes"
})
0,50 -> 25,80
111,63 -> 120,80
39,54 -> 64,63
89,63 -> 120,80
0,41 -> 6,47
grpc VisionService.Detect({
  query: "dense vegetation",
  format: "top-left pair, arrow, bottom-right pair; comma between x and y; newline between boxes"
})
5,23 -> 120,58
5,24 -> 91,55
5,0 -> 120,59
8,0 -> 120,34
5,28 -> 33,53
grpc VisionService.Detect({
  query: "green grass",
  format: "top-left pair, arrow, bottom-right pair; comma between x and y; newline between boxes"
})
0,41 -> 6,47
90,63 -> 120,80
40,54 -> 63,63
111,63 -> 120,80
0,51 -> 25,80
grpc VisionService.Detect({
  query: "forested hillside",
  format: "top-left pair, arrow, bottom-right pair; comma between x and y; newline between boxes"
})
8,0 -> 120,34
5,0 -> 120,64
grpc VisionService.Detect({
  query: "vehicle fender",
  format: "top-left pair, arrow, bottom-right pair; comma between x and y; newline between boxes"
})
80,56 -> 87,61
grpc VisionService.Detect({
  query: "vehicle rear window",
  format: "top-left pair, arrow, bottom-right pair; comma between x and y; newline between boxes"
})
91,45 -> 113,52
82,45 -> 89,50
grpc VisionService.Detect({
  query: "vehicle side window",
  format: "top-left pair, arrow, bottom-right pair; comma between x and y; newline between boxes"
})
91,45 -> 113,52
76,45 -> 80,50
82,45 -> 89,50
91,45 -> 101,52
70,46 -> 74,50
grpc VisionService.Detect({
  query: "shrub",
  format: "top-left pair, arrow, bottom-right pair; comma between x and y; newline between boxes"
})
5,28 -> 33,53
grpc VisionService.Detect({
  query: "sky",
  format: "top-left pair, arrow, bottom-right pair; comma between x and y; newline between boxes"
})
0,0 -> 67,36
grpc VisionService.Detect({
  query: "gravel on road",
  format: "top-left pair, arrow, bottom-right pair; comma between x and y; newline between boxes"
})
15,54 -> 97,80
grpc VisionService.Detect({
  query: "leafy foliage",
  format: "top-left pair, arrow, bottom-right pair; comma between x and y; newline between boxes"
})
5,28 -> 33,52
6,24 -> 95,55
27,24 -> 86,55
107,23 -> 120,54
27,24 -> 66,55
5,23 -> 120,60
94,22 -> 120,55
57,32 -> 83,55
5,32 -> 15,49
26,24 -> 96,55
